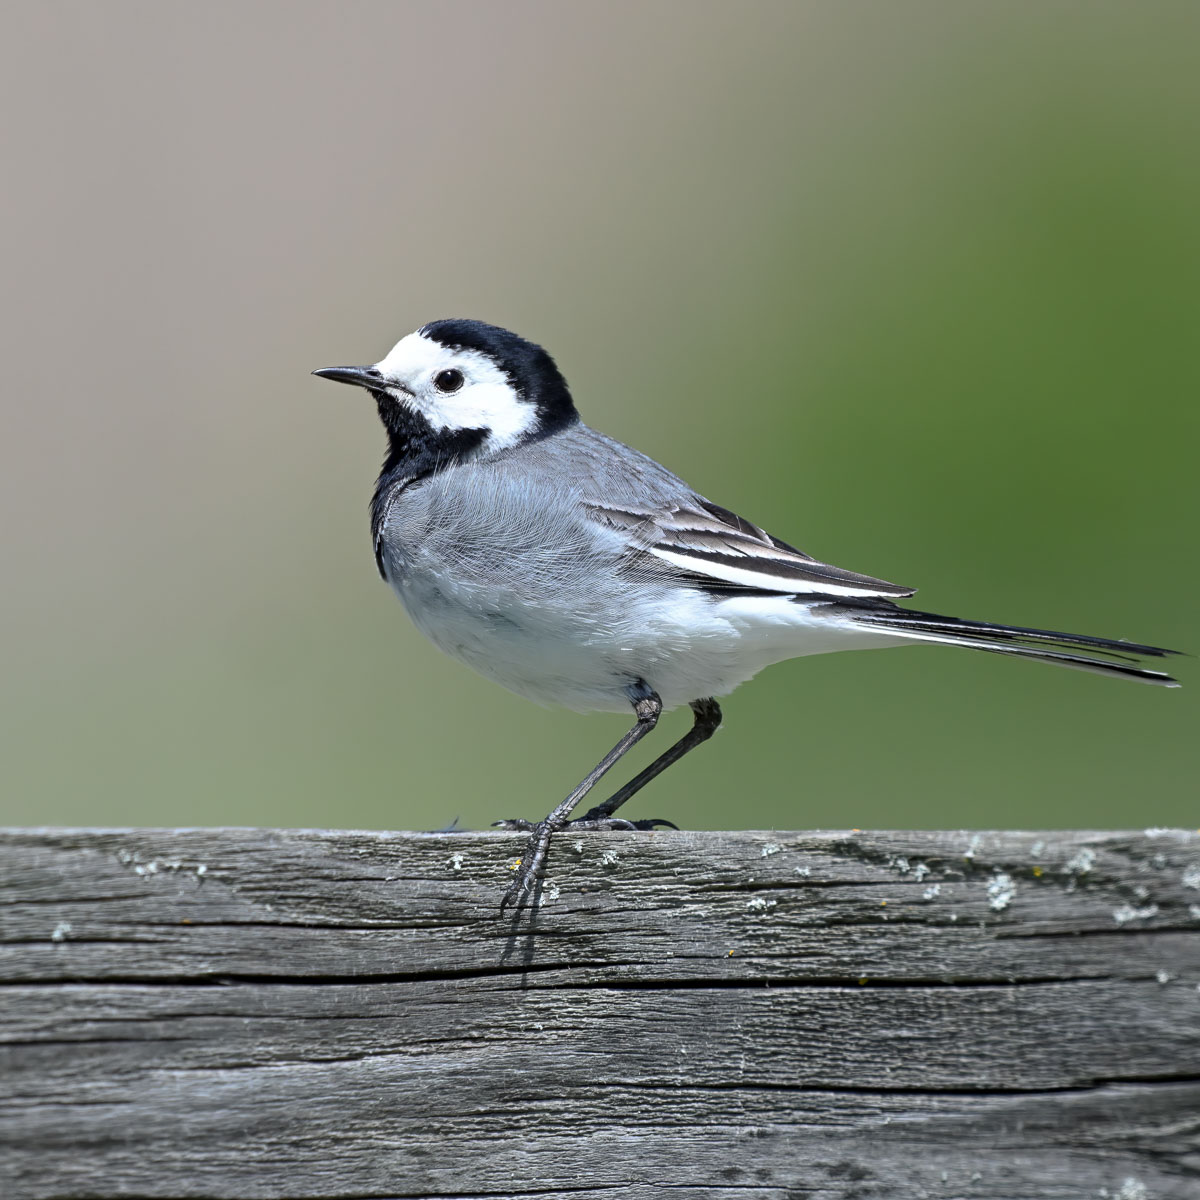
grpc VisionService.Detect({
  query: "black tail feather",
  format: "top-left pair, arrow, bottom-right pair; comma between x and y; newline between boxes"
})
840,602 -> 1182,687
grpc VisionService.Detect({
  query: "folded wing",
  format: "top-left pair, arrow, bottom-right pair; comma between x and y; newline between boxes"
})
586,498 -> 914,599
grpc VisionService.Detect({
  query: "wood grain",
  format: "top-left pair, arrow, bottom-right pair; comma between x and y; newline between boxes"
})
2,827 -> 1198,1199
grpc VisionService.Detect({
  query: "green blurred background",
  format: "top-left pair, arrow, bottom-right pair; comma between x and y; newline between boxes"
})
2,2 -> 1196,834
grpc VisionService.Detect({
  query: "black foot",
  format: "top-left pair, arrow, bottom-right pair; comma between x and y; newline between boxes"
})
494,814 -> 679,915
498,819 -> 549,914
492,816 -> 678,833
568,816 -> 679,831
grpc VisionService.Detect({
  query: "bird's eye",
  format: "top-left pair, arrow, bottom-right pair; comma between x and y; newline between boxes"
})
434,368 -> 464,393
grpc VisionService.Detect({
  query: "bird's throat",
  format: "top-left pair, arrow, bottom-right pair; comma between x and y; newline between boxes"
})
374,394 -> 487,488
369,396 -> 488,580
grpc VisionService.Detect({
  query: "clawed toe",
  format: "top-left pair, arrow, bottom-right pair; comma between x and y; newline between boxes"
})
498,874 -> 527,913
574,803 -> 680,829
499,848 -> 544,914
564,816 -> 679,832
494,814 -> 677,834
563,817 -> 637,831
493,808 -> 679,914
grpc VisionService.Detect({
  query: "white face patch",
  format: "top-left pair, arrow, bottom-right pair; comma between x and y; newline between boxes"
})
373,330 -> 537,453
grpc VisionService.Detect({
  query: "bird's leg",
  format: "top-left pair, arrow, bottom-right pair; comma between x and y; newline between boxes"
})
497,687 -> 662,912
576,697 -> 722,826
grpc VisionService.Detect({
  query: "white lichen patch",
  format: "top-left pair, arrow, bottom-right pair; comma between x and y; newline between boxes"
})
987,873 -> 1016,912
572,840 -> 584,854
1112,903 -> 1159,925
1030,840 -> 1046,858
760,842 -> 782,858
448,852 -> 465,872
1155,970 -> 1172,985
1182,864 -> 1200,890
888,855 -> 910,874
50,921 -> 72,942
923,883 -> 942,901
745,897 -> 777,915
1064,847 -> 1096,876
963,834 -> 982,861
118,849 -> 206,880
912,862 -> 930,882
543,881 -> 561,903
599,848 -> 620,867
793,865 -> 811,877
1188,905 -> 1200,921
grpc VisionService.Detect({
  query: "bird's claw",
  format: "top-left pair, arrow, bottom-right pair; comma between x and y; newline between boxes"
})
564,816 -> 679,831
495,813 -> 678,914
499,858 -> 536,913
493,815 -> 676,833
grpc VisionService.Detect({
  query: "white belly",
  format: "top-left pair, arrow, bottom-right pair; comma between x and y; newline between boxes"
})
389,565 -> 892,714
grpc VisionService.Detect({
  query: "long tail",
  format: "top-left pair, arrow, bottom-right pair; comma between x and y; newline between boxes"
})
836,601 -> 1182,686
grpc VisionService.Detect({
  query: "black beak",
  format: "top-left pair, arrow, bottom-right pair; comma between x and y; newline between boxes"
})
312,365 -> 387,390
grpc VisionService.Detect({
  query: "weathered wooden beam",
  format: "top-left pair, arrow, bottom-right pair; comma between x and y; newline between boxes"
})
1,828 -> 1198,1199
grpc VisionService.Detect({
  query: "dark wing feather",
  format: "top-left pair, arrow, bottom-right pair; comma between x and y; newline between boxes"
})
586,497 -> 914,599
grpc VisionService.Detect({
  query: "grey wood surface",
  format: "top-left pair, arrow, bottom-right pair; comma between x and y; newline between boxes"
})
1,827 -> 1198,1200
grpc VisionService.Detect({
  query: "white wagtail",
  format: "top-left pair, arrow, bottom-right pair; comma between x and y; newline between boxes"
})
315,319 -> 1181,910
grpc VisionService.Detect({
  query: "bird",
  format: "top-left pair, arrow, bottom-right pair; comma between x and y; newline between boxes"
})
314,318 -> 1181,911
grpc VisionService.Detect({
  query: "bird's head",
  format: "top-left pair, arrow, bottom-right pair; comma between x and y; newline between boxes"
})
314,319 -> 577,461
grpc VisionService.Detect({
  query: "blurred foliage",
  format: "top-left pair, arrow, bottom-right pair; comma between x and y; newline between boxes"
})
1,3 -> 1196,834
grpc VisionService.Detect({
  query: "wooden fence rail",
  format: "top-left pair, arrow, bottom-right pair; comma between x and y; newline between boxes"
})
1,827 -> 1198,1199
